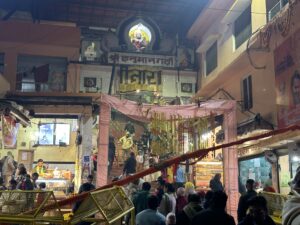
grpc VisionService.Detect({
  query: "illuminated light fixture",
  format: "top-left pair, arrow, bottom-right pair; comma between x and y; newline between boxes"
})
201,132 -> 212,140
292,156 -> 300,162
136,89 -> 140,93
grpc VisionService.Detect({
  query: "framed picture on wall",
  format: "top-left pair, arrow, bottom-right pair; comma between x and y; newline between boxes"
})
84,77 -> 97,88
181,83 -> 193,93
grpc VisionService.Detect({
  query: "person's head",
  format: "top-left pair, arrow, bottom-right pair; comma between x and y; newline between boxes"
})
291,71 -> 300,105
25,174 -> 31,180
214,173 -> 221,181
142,182 -> 151,191
210,191 -> 228,210
19,166 -> 27,175
177,187 -> 185,197
130,152 -> 135,158
246,179 -> 255,191
165,183 -> 175,193
87,175 -> 93,184
9,179 -> 17,190
18,163 -> 25,170
126,132 -> 130,138
188,193 -> 201,203
7,151 -> 13,158
147,195 -> 159,210
166,213 -> 176,225
185,182 -> 195,195
79,182 -> 95,194
39,182 -> 46,189
32,172 -> 39,181
247,196 -> 268,224
37,159 -> 44,167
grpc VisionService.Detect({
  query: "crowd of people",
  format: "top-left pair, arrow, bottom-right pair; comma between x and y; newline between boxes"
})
120,165 -> 300,225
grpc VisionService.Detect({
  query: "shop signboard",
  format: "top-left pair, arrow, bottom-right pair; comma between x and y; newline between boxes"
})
274,28 -> 300,128
119,66 -> 162,93
108,52 -> 175,68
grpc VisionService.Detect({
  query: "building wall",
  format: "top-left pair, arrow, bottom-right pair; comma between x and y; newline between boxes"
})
0,118 -> 77,163
188,0 -> 283,124
0,21 -> 80,92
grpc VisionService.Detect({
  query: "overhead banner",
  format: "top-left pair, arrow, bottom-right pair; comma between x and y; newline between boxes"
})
119,66 -> 162,93
2,116 -> 19,149
274,28 -> 300,128
108,52 -> 175,68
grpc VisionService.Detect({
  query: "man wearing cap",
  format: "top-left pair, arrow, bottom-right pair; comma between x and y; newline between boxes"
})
32,159 -> 47,176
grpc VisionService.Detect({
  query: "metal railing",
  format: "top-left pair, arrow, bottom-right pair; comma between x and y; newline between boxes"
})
268,0 -> 289,21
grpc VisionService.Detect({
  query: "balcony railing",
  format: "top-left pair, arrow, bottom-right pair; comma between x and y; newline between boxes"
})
268,0 -> 289,21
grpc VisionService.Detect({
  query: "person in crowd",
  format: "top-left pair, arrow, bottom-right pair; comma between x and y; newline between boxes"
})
191,191 -> 235,225
238,179 -> 257,222
91,149 -> 97,171
0,179 -> 26,213
108,136 -> 116,176
158,183 -> 176,216
73,176 -> 96,213
185,181 -> 196,197
119,132 -> 133,161
125,121 -> 135,135
203,190 -> 214,209
1,151 -> 16,186
166,212 -> 176,225
15,165 -> 27,183
123,152 -> 137,176
177,193 -> 202,225
72,180 -> 96,225
156,176 -> 166,205
282,166 -> 300,225
176,187 -> 188,214
132,182 -> 151,215
0,177 -> 6,190
125,176 -> 145,199
136,195 -> 165,225
263,173 -> 276,193
78,175 -> 95,193
36,182 -> 47,206
209,173 -> 224,192
32,159 -> 47,176
175,165 -> 186,189
17,174 -> 34,190
31,172 -> 39,189
238,196 -> 276,225
7,179 -> 18,190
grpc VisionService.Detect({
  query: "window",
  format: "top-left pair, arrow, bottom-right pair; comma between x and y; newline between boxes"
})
242,75 -> 253,110
267,0 -> 288,21
38,123 -> 70,146
234,5 -> 252,49
17,55 -> 67,92
205,41 -> 218,76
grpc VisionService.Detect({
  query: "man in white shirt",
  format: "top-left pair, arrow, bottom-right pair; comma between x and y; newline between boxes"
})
136,195 -> 166,225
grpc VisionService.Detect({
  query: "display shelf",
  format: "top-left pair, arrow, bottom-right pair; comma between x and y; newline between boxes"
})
194,160 -> 223,189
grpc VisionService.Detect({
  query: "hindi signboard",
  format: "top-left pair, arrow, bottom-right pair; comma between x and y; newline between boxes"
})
108,52 -> 175,68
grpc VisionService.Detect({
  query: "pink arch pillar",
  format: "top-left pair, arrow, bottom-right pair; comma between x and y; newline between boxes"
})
96,102 -> 111,187
223,105 -> 239,221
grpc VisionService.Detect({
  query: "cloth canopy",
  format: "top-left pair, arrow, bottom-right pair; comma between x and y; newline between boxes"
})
100,94 -> 236,122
